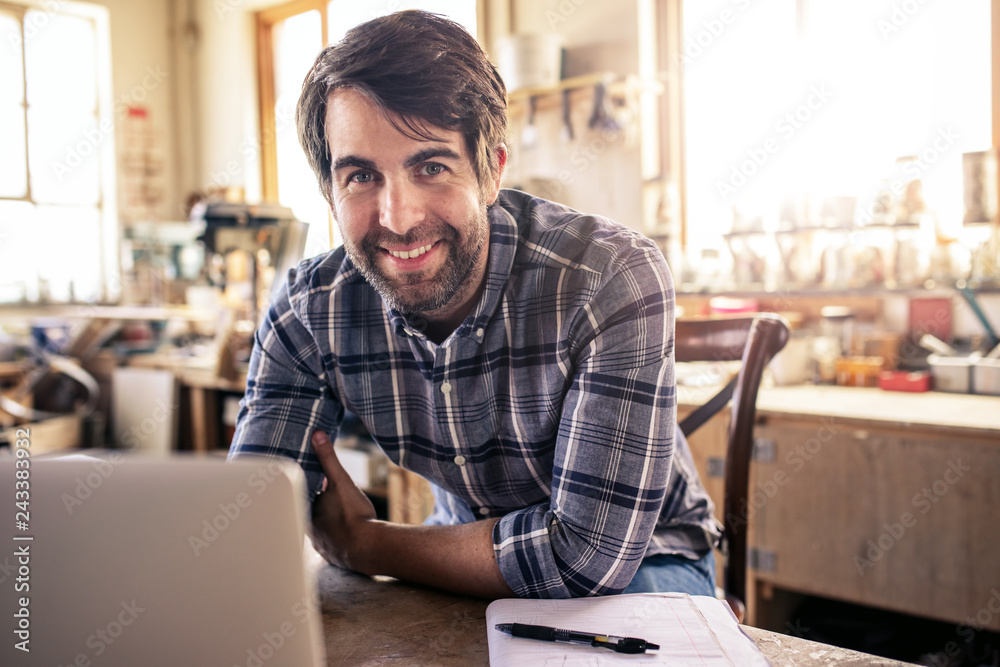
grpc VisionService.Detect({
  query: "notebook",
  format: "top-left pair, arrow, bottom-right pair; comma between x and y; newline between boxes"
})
486,593 -> 771,666
0,451 -> 325,666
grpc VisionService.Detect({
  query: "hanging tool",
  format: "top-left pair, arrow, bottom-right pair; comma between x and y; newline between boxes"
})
560,88 -> 574,143
521,96 -> 538,148
588,81 -> 620,133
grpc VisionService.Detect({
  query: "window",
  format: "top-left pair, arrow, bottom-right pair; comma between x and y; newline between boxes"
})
0,1 -> 117,304
678,0 -> 994,289
257,0 -> 479,259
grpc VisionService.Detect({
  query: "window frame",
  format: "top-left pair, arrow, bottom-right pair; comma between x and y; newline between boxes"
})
0,2 -> 30,204
256,0 -> 330,205
0,0 -> 119,304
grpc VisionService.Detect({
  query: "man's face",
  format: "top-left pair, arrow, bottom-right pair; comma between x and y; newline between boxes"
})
324,88 -> 503,318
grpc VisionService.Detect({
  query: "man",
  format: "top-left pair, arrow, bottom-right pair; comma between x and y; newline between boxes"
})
229,10 -> 720,600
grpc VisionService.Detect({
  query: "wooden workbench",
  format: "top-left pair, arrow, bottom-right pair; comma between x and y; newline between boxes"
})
316,564 -> 919,666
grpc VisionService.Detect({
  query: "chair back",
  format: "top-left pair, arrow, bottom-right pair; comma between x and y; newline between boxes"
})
675,313 -> 790,609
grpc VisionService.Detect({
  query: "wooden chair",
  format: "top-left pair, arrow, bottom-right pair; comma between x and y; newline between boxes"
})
675,313 -> 790,622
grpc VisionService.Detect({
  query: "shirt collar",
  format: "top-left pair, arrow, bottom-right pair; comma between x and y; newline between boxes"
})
387,197 -> 519,342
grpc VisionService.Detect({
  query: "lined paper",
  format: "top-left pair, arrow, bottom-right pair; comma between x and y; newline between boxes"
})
486,593 -> 771,666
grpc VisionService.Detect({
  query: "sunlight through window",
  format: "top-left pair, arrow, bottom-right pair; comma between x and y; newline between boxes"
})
683,0 -> 992,288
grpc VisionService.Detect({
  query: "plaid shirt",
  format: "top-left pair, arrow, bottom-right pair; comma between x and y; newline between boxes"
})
229,189 -> 720,598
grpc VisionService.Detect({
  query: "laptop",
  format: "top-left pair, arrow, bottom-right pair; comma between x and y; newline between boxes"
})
0,452 -> 326,666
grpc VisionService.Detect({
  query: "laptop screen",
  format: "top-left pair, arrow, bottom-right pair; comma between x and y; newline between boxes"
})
0,452 -> 325,666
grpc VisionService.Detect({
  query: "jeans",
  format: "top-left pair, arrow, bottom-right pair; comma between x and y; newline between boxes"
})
622,550 -> 717,597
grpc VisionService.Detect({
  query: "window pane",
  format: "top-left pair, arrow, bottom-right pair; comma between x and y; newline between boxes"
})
28,107 -> 102,205
24,10 -> 97,112
0,12 -> 24,104
35,205 -> 102,302
273,11 -> 321,106
328,0 -> 477,45
682,0 -> 992,262
0,105 -> 27,198
272,11 -> 330,255
802,0 -> 992,232
0,201 -> 39,302
0,203 -> 102,303
683,0 -> 796,255
0,5 -> 113,305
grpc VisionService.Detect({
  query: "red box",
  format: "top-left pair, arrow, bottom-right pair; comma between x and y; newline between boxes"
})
878,370 -> 931,392
909,298 -> 952,342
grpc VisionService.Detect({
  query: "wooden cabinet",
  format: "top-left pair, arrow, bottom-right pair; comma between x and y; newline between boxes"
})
680,385 -> 1000,633
748,416 -> 1000,631
678,403 -> 730,586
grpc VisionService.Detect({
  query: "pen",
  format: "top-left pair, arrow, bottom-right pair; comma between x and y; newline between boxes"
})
494,622 -> 660,654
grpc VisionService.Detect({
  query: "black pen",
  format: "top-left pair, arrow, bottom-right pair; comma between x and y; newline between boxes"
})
495,622 -> 660,654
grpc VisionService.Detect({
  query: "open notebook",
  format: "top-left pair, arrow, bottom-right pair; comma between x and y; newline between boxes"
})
487,593 -> 771,666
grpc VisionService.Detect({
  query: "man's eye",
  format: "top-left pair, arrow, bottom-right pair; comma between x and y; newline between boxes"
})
350,171 -> 374,184
420,163 -> 444,176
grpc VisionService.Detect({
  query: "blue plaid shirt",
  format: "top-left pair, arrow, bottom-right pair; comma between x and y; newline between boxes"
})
229,189 -> 720,598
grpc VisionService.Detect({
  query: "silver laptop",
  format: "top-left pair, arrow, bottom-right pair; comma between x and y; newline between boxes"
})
0,452 -> 326,666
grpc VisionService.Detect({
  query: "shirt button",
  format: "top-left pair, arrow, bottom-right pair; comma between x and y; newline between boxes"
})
479,507 -> 490,516
453,455 -> 466,466
476,327 -> 485,338
440,382 -> 452,394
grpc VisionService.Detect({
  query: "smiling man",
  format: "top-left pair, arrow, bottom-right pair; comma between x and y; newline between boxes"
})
325,87 -> 497,344
229,10 -> 720,599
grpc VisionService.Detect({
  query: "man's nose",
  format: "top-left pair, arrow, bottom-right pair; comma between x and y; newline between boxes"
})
378,179 -> 425,236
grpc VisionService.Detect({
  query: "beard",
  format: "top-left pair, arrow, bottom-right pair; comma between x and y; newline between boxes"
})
343,207 -> 489,315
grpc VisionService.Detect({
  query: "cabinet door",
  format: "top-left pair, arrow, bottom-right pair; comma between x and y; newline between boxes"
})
678,405 -> 729,525
750,417 -> 1000,631
678,406 -> 730,587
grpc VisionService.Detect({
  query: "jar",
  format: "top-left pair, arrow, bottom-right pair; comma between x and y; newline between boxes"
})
820,306 -> 856,357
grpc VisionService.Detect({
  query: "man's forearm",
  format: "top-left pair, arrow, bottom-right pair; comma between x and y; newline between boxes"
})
330,516 -> 515,599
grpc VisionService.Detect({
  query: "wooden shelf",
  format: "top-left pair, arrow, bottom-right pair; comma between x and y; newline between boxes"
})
506,71 -> 662,116
0,304 -> 219,322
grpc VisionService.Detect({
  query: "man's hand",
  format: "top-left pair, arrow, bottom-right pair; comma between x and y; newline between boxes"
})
309,430 -> 378,570
308,429 -> 514,598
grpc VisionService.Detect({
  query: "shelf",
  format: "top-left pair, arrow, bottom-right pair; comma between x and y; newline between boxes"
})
0,304 -> 219,322
506,71 -> 662,115
677,284 -> 1000,298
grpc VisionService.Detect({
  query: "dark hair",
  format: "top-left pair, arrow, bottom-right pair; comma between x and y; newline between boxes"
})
296,10 -> 508,205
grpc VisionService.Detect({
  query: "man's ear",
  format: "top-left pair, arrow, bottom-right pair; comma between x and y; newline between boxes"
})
485,143 -> 508,205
